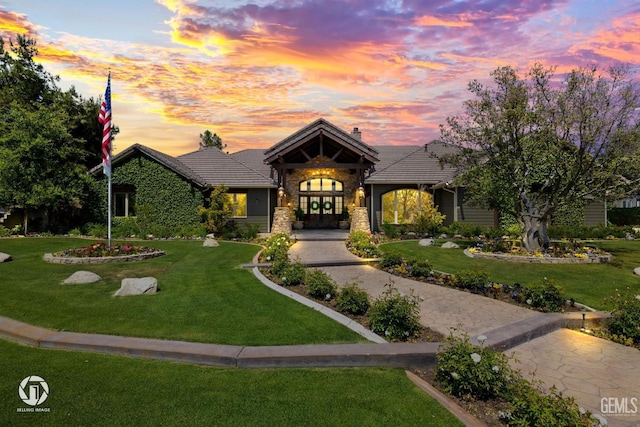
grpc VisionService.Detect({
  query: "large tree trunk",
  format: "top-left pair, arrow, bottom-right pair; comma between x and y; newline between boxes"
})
521,214 -> 550,252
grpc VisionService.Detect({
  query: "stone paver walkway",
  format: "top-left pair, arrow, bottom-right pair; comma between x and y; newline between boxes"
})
288,234 -> 539,337
510,329 -> 640,427
288,231 -> 640,427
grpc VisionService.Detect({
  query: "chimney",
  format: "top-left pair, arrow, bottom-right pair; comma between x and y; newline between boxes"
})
351,127 -> 362,140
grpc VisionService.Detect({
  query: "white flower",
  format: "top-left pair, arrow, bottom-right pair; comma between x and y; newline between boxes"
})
526,298 -> 532,305
266,256 -> 271,261
635,295 -> 640,301
451,372 -> 459,380
282,277 -> 287,282
477,335 -> 487,343
492,365 -> 500,372
470,353 -> 482,363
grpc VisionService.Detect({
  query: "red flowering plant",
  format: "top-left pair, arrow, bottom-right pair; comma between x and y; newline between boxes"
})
54,242 -> 159,258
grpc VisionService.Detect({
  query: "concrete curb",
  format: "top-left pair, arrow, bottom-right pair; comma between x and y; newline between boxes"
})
405,371 -> 485,427
0,310 -> 612,370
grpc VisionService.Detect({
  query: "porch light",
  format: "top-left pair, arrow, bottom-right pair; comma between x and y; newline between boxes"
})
278,186 -> 285,207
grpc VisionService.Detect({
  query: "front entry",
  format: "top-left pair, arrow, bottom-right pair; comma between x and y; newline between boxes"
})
298,178 -> 344,229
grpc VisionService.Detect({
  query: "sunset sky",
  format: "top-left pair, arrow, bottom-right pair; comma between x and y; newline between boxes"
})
1,0 -> 639,156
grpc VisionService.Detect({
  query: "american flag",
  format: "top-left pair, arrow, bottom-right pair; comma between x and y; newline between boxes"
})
98,73 -> 112,177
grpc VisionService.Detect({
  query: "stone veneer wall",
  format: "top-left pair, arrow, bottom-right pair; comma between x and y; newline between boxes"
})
284,160 -> 359,213
350,207 -> 370,233
271,207 -> 292,235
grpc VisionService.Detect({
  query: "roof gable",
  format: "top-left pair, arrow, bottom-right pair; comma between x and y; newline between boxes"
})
92,144 -> 207,187
263,118 -> 379,165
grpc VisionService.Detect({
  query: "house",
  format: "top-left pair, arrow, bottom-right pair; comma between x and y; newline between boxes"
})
92,118 -> 606,234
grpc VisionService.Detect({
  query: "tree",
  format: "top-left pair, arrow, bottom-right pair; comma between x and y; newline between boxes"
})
0,102 -> 90,233
199,129 -> 225,150
440,64 -> 640,252
0,34 -> 105,232
198,184 -> 231,236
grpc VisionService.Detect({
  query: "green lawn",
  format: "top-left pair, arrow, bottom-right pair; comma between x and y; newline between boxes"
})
379,239 -> 640,310
0,339 -> 463,426
0,238 -> 364,345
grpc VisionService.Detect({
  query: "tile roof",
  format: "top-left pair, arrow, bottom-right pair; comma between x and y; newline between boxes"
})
230,148 -> 273,178
178,147 -> 276,188
365,141 -> 458,185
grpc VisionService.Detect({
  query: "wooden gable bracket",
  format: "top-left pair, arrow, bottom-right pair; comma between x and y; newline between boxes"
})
330,148 -> 344,162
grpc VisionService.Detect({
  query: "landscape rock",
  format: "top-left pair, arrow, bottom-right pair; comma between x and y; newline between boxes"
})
63,271 -> 101,284
203,237 -> 219,247
441,241 -> 460,249
115,277 -> 158,296
634,267 -> 640,276
418,238 -> 435,247
0,252 -> 12,263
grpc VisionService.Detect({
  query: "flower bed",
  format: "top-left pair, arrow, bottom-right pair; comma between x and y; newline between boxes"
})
465,239 -> 611,263
465,248 -> 611,263
44,242 -> 165,264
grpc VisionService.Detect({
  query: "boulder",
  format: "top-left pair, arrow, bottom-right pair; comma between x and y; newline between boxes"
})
115,277 -> 157,296
634,267 -> 640,276
0,252 -> 12,263
418,238 -> 435,247
203,237 -> 219,247
441,241 -> 460,249
63,271 -> 101,284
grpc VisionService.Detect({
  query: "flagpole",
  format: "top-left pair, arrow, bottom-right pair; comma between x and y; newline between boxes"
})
99,71 -> 113,248
107,172 -> 112,248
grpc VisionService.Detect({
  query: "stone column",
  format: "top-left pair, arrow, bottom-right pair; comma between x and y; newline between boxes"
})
271,207 -> 292,235
350,207 -> 370,233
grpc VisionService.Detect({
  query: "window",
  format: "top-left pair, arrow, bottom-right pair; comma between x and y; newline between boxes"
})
114,191 -> 135,217
299,178 -> 343,192
225,193 -> 247,218
382,189 -> 432,224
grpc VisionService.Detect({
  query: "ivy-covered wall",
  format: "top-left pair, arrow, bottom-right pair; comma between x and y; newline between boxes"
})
90,155 -> 204,227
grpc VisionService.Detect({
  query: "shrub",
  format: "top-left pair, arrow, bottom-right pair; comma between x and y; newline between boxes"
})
454,269 -> 490,292
410,208 -> 445,236
240,223 -> 260,240
606,289 -> 640,344
221,220 -> 240,239
379,253 -> 403,269
305,269 -> 337,300
0,226 -> 11,237
336,283 -> 370,315
507,377 -> 596,427
68,228 -> 82,236
369,284 -> 421,341
346,230 -> 381,257
175,224 -> 207,238
84,223 -> 107,238
407,258 -> 432,278
523,278 -> 566,312
262,233 -> 291,261
436,333 -> 515,400
381,222 -> 400,239
281,261 -> 306,286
